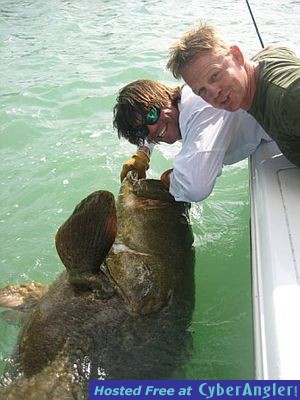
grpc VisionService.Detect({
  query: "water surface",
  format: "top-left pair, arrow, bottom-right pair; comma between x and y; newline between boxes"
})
0,0 -> 299,380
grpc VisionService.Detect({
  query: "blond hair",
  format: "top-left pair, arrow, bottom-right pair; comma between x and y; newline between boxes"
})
167,22 -> 230,79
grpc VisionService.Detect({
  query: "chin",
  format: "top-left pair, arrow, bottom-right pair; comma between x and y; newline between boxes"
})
224,103 -> 240,112
165,138 -> 177,144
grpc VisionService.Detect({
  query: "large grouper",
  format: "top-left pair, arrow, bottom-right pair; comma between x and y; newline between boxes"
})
0,171 -> 195,399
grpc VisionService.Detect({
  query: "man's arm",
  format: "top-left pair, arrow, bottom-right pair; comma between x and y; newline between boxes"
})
167,106 -> 238,202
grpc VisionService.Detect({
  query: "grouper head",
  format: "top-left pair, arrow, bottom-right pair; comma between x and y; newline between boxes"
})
104,171 -> 194,315
55,171 -> 194,315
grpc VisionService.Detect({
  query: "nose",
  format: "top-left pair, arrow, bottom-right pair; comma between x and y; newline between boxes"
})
204,83 -> 221,103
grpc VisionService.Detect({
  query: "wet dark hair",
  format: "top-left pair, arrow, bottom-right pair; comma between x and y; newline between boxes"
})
113,79 -> 181,145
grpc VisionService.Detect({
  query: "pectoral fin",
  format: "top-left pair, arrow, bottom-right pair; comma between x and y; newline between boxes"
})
55,190 -> 117,291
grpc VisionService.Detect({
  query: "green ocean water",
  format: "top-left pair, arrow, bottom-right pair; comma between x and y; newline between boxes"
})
0,0 -> 299,380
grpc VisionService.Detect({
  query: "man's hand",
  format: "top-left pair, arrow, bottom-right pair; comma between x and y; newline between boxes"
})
160,168 -> 173,190
120,151 -> 150,182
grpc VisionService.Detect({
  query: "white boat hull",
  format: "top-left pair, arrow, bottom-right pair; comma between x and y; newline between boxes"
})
250,141 -> 300,380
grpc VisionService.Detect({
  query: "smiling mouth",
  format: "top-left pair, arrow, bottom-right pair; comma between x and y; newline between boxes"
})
221,96 -> 229,104
157,126 -> 166,140
218,92 -> 230,106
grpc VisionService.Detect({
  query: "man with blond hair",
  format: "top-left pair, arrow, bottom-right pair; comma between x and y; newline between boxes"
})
166,22 -> 300,167
113,79 -> 270,202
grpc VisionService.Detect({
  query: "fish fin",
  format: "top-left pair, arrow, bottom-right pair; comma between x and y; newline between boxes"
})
0,283 -> 48,312
55,190 -> 117,288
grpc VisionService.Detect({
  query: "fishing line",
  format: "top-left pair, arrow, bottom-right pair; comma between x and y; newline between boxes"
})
244,0 -> 264,48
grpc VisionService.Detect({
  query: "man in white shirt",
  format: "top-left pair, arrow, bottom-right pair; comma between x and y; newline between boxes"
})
113,79 -> 271,202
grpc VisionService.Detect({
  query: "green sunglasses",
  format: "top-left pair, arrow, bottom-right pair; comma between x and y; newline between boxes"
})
130,106 -> 161,139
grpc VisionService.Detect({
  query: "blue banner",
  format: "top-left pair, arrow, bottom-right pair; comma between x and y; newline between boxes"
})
89,380 -> 299,400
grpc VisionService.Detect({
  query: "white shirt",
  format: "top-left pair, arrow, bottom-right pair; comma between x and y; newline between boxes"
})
142,85 -> 271,202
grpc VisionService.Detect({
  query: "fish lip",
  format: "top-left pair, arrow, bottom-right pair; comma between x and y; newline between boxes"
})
126,170 -> 139,183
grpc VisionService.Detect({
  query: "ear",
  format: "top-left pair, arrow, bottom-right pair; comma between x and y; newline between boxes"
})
230,45 -> 245,66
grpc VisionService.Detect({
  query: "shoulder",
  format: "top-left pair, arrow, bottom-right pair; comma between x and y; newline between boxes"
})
180,85 -> 206,107
252,44 -> 298,62
180,85 -> 223,119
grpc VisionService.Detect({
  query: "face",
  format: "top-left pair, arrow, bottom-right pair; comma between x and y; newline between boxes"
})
181,46 -> 248,111
135,106 -> 181,144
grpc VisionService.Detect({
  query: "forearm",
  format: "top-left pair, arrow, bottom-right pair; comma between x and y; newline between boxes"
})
137,139 -> 155,158
169,168 -> 216,202
168,150 -> 225,202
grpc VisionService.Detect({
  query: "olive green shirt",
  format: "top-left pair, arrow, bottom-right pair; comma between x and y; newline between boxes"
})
249,46 -> 300,167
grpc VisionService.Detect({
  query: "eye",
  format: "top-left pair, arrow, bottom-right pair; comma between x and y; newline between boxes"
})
211,71 -> 220,82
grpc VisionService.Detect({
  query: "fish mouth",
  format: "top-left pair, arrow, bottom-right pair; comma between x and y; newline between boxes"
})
119,171 -> 176,209
131,178 -> 176,203
125,169 -> 139,183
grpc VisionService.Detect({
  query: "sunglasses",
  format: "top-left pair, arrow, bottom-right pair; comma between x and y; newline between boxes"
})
129,106 -> 161,139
